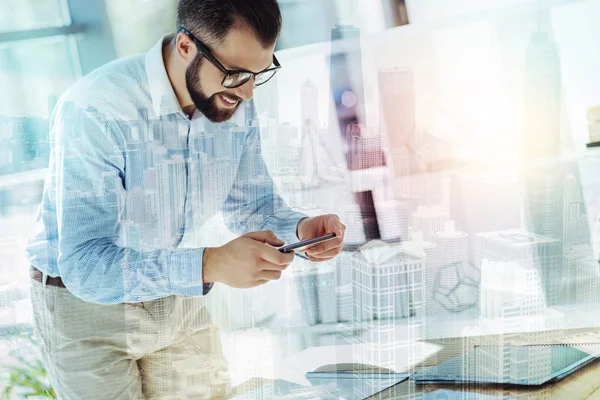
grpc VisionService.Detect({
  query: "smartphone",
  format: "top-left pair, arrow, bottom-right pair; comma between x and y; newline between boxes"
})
279,233 -> 337,253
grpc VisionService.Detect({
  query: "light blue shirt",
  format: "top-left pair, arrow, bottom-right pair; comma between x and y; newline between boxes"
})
25,34 -> 307,304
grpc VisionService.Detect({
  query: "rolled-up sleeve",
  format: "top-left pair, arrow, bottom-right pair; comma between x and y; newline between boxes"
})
54,101 -> 209,304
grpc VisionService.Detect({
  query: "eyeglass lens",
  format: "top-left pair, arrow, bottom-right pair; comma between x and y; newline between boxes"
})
222,69 -> 277,88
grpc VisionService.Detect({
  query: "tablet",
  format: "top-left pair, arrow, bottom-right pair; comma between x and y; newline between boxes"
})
413,345 -> 600,386
306,371 -> 409,399
422,389 -> 518,399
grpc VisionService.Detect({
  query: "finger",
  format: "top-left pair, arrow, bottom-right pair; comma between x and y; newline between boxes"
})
306,246 -> 342,259
307,254 -> 335,263
325,215 -> 345,237
243,230 -> 284,247
257,258 -> 291,271
304,237 -> 344,255
257,270 -> 283,281
249,280 -> 269,288
258,245 -> 294,266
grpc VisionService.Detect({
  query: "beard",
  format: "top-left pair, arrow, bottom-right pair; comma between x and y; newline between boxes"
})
185,54 -> 242,123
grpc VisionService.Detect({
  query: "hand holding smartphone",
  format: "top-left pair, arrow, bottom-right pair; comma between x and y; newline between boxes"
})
278,233 -> 337,253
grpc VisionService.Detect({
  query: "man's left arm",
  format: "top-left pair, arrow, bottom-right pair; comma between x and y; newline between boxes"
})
220,123 -> 307,245
222,104 -> 346,259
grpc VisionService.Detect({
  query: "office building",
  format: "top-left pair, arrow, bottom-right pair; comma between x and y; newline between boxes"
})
350,240 -> 424,397
412,205 -> 449,242
254,75 -> 279,124
373,198 -> 411,242
351,239 -> 424,327
329,23 -> 366,143
316,262 -> 337,324
475,229 -> 561,305
300,79 -> 321,185
427,221 -> 472,324
347,123 -> 385,172
157,155 -> 187,246
522,31 -> 564,287
466,260 -> 565,385
449,171 -> 521,263
378,68 -> 416,178
201,158 -> 236,221
562,171 -> 597,306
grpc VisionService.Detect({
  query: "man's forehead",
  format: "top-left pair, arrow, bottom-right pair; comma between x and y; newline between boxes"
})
212,27 -> 275,72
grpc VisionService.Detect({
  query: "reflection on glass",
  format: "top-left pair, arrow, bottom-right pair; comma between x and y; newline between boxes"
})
0,0 -> 67,33
0,36 -> 77,117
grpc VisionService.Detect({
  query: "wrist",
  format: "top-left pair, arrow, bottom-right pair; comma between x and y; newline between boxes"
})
202,247 -> 218,284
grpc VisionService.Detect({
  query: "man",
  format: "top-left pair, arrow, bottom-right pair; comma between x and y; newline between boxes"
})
25,0 -> 346,398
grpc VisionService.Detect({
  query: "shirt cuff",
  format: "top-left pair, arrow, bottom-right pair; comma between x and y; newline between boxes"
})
296,216 -> 310,240
168,247 -> 210,297
203,283 -> 214,295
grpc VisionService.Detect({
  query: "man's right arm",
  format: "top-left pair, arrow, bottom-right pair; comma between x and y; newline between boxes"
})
201,230 -> 294,289
54,101 -> 208,304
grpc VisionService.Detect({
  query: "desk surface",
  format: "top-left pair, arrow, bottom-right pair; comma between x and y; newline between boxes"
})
233,327 -> 600,399
383,328 -> 600,400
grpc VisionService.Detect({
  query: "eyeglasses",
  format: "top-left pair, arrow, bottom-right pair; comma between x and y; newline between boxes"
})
178,27 -> 281,89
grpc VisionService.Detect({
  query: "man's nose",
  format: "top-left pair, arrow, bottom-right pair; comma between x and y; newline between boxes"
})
233,80 -> 254,101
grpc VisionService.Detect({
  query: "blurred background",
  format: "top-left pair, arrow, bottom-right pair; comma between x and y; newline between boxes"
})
2,0 -> 600,397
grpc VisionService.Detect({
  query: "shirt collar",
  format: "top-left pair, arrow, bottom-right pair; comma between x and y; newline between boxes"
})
145,33 -> 183,117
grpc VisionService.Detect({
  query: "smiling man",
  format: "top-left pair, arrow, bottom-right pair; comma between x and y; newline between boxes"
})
25,0 -> 345,399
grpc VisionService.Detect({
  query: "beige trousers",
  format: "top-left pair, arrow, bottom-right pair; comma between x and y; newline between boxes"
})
30,279 -> 230,400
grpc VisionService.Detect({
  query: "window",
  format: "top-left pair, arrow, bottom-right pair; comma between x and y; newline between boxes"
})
104,0 -> 177,58
0,0 -> 115,394
0,0 -> 69,33
0,36 -> 78,117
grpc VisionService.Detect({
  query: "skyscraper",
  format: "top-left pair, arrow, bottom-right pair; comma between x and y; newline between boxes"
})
378,68 -> 416,178
470,260 -> 565,385
300,80 -> 321,185
373,198 -> 411,242
351,240 -> 424,395
388,145 -> 412,198
329,22 -> 381,241
301,79 -> 319,129
316,261 -> 337,324
428,221 -> 470,320
522,32 -> 561,160
562,169 -> 597,306
329,24 -> 365,144
201,158 -> 236,221
157,155 -> 186,246
348,124 -> 385,171
521,31 -> 564,281
253,75 -> 279,124
475,229 -> 562,305
412,205 -> 449,242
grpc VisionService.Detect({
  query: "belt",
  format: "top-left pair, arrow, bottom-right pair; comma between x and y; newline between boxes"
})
30,266 -> 66,289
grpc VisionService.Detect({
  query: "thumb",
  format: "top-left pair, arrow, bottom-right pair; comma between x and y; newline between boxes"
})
243,230 -> 285,247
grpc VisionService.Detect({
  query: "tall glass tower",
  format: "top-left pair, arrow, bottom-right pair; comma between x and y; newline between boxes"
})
329,22 -> 382,240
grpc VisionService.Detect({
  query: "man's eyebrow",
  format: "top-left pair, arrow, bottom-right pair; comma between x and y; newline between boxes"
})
218,54 -> 273,73
225,62 -> 272,73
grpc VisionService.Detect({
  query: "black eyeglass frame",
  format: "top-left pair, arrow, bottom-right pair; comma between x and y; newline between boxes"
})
178,27 -> 281,89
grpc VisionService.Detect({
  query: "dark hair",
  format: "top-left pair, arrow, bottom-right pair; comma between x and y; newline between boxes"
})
176,0 -> 282,48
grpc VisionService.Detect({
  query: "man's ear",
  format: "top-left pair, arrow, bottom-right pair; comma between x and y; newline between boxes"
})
176,32 -> 197,64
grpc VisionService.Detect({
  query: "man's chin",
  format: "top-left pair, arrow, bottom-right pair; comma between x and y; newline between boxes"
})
205,103 -> 240,123
205,112 -> 235,123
